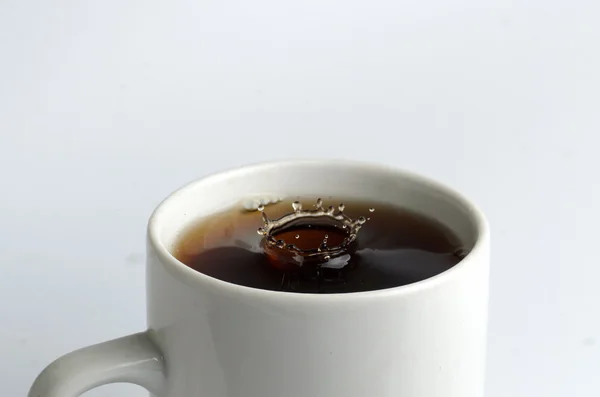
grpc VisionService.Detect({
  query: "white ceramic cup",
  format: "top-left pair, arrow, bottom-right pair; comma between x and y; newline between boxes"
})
28,160 -> 490,397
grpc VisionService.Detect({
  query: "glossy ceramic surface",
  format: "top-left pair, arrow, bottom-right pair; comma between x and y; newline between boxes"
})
28,160 -> 490,397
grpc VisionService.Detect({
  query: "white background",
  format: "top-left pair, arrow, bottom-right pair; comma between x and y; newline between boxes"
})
1,1 -> 598,396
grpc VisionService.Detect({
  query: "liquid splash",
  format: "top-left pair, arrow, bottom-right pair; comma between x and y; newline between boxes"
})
256,198 -> 369,268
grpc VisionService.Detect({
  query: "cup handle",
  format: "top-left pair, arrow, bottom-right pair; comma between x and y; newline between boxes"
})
28,332 -> 166,397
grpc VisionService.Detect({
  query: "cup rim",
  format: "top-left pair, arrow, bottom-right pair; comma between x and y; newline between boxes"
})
147,159 -> 489,302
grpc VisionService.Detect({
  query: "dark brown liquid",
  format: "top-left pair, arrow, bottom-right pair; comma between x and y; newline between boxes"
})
173,198 -> 466,293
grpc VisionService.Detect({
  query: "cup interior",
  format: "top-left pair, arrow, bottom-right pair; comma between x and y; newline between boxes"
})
150,161 -> 483,257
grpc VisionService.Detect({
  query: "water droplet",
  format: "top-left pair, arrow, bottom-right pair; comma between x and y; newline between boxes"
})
324,234 -> 329,239
454,248 -> 468,259
369,208 -> 375,212
316,198 -> 323,208
295,234 -> 300,239
257,204 -> 265,211
327,205 -> 335,214
292,201 -> 302,212
342,225 -> 347,229
257,227 -> 265,235
276,239 -> 285,248
358,216 -> 366,224
367,217 -> 371,221
324,255 -> 330,261
338,203 -> 345,212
